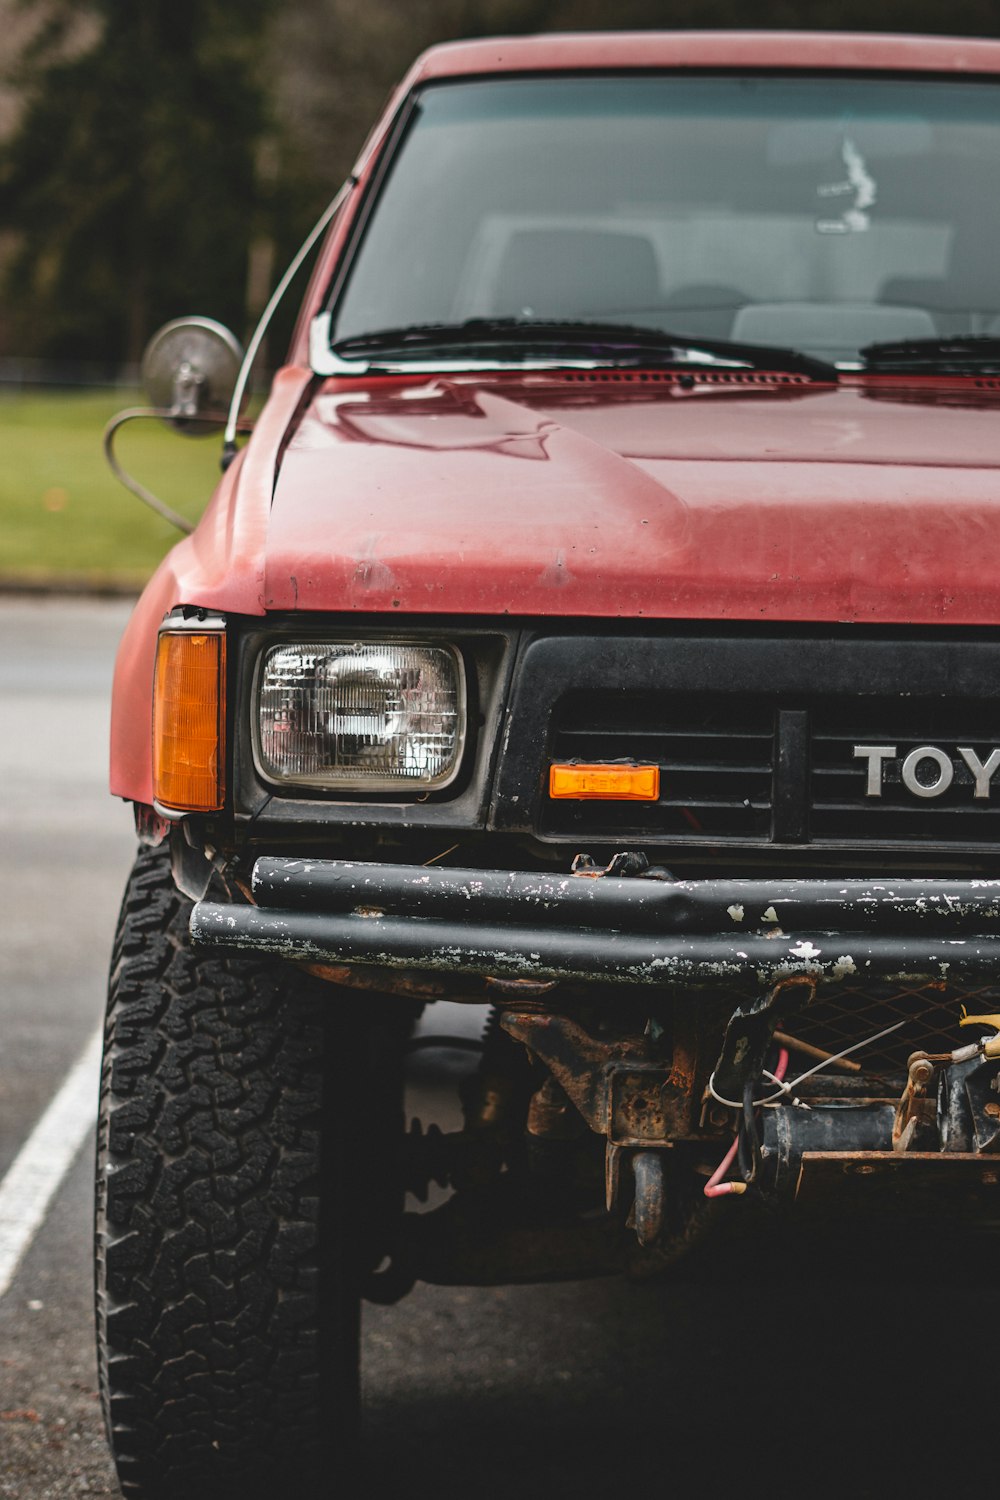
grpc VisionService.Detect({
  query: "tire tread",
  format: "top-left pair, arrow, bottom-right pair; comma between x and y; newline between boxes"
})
96,845 -> 354,1500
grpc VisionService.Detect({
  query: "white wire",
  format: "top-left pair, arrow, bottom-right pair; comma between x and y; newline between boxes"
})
760,1069 -> 812,1110
706,1076 -> 754,1109
707,1017 -> 907,1110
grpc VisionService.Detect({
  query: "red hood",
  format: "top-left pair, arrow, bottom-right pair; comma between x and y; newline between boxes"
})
264,375 -> 1000,624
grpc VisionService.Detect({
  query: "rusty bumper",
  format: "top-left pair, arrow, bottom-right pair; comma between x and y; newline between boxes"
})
190,858 -> 1000,992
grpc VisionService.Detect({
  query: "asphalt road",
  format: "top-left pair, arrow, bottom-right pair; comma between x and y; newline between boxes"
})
1,596 -> 997,1500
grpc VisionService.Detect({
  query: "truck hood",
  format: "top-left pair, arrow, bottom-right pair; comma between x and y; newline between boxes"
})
265,376 -> 1000,623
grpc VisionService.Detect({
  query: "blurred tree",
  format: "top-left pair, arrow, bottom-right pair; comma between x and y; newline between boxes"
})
0,0 -> 279,365
273,0 -> 1000,196
272,0 -> 565,195
547,0 -> 1000,33
6,0 -> 1000,364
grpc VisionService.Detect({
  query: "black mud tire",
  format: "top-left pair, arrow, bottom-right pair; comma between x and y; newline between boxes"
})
96,845 -> 361,1500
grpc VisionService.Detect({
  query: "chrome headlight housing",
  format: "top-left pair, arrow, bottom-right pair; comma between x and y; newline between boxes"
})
256,641 -> 466,792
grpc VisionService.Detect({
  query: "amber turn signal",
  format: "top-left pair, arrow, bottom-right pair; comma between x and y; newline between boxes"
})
153,630 -> 226,812
549,763 -> 660,801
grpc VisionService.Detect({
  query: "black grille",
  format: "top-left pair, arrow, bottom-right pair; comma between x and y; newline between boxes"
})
540,688 -> 1000,849
810,695 -> 1000,845
492,629 -> 1000,853
541,690 -> 772,839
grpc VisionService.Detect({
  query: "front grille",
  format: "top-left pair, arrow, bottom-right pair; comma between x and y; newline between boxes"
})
537,688 -> 1000,849
542,686 -> 1000,847
493,629 -> 1000,854
810,695 -> 1000,845
542,690 -> 772,839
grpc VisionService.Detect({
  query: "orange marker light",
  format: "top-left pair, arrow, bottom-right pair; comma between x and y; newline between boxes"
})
153,631 -> 226,812
549,763 -> 660,801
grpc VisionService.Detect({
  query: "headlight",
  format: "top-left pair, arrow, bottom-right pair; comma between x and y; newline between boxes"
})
256,642 -> 466,791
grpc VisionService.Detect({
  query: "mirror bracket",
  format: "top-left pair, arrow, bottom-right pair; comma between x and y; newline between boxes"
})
171,359 -> 206,422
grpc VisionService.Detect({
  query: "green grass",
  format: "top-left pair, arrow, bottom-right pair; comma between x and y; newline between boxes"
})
0,387 -> 228,588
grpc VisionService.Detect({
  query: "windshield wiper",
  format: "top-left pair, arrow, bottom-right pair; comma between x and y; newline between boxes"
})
863,336 -> 1000,375
330,317 -> 838,381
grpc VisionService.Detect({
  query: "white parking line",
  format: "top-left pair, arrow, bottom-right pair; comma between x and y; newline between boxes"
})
0,1027 -> 103,1300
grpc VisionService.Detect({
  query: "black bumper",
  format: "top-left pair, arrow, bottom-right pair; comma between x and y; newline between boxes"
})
190,858 -> 1000,992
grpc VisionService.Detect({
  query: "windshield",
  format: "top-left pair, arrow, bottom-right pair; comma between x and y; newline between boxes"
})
329,74 -> 1000,367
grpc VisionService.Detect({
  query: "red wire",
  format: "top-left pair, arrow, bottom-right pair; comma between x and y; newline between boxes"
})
703,1046 -> 789,1198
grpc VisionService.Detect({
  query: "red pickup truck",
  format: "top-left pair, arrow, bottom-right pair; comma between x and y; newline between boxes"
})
99,30 -> 1000,1498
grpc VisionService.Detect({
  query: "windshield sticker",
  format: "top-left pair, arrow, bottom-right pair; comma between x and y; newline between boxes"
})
816,137 -> 877,234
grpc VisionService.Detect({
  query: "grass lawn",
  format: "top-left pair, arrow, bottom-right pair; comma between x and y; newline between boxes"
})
0,387 -> 229,588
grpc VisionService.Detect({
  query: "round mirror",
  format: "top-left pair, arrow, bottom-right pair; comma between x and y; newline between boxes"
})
141,317 -> 245,436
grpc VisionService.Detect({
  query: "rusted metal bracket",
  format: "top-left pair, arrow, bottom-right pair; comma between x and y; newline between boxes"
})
501,1011 -> 699,1243
500,1012 -> 697,1147
893,1053 -> 939,1152
939,1053 -> 1000,1153
711,974 -> 818,1103
570,851 -> 651,878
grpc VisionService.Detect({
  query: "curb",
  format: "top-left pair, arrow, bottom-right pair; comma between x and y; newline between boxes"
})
0,575 -> 141,601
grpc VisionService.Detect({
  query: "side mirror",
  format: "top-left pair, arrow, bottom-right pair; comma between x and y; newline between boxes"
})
141,317 -> 244,436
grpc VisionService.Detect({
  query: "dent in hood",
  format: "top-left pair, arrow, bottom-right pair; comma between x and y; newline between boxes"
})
264,376 -> 1000,623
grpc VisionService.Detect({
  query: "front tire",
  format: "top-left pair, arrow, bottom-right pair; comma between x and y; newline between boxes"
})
96,845 -> 360,1499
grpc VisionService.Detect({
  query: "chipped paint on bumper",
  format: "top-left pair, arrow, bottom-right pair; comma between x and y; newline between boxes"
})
190,860 -> 1000,992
